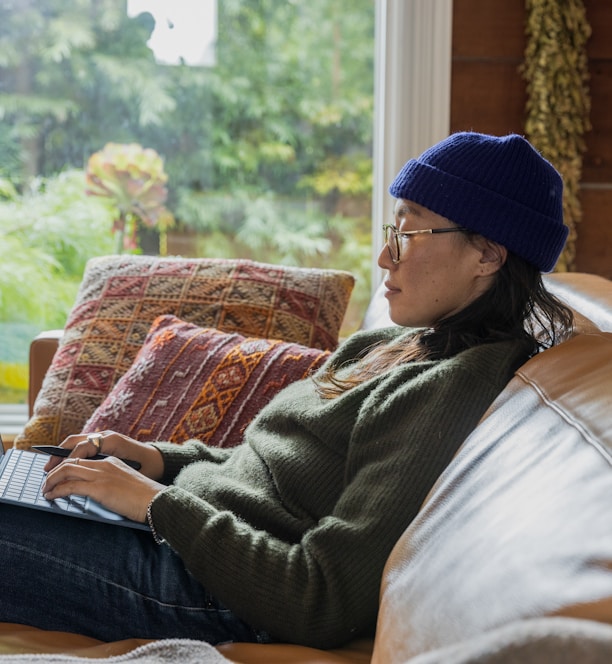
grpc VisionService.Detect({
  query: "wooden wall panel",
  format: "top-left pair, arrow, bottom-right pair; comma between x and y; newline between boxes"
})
451,0 -> 525,136
583,1 -> 612,184
452,0 -> 525,58
451,62 -> 525,135
577,189 -> 612,279
584,0 -> 612,58
451,0 -> 612,278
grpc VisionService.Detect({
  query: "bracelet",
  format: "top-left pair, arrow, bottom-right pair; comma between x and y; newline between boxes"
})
146,494 -> 165,545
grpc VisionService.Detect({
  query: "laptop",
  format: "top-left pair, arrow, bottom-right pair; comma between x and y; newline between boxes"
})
0,435 -> 149,531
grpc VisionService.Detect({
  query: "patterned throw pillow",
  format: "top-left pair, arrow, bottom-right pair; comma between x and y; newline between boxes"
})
15,255 -> 354,449
82,315 -> 330,446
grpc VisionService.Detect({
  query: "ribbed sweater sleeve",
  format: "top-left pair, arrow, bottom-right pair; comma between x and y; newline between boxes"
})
148,331 -> 529,648
152,439 -> 234,483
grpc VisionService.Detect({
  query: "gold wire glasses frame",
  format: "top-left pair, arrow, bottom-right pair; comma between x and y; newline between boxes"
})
382,224 -> 468,264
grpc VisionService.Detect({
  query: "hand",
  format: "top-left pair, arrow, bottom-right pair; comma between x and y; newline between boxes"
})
41,454 -> 165,523
44,430 -> 165,480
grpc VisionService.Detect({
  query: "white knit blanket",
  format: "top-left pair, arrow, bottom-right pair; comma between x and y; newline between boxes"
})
0,640 -> 230,664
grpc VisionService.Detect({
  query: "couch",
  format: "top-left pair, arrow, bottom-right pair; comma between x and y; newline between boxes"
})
1,269 -> 612,663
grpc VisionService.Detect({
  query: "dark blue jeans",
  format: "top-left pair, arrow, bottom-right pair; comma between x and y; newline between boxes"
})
0,504 -> 271,644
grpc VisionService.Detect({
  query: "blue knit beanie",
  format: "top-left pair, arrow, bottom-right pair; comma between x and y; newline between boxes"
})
388,132 -> 568,272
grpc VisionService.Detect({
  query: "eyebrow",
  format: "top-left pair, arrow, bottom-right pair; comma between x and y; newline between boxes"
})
394,202 -> 422,218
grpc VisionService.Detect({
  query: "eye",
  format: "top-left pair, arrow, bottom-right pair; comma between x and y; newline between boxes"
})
394,203 -> 419,230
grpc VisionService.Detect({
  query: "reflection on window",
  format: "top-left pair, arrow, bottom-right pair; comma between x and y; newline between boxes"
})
0,0 -> 374,408
127,0 -> 217,67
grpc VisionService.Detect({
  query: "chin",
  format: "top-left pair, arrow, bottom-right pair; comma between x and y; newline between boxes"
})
390,313 -> 427,328
392,312 -> 435,328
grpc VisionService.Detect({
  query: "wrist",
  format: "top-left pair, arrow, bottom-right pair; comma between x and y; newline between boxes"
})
142,443 -> 165,480
146,490 -> 166,545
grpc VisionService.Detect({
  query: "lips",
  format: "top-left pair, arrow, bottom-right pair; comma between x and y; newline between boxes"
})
384,281 -> 401,297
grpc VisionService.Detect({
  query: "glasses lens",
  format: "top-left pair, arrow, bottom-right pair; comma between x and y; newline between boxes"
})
384,226 -> 399,262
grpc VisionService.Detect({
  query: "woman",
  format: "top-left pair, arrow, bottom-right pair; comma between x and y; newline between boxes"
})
0,132 -> 573,649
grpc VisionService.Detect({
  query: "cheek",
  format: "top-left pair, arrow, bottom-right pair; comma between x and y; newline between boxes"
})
397,248 -> 474,321
395,259 -> 439,308
403,254 -> 438,288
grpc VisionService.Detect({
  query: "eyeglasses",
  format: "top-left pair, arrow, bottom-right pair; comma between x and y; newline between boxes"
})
382,224 -> 467,264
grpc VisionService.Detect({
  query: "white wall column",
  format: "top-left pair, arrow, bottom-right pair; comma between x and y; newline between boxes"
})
372,0 -> 453,289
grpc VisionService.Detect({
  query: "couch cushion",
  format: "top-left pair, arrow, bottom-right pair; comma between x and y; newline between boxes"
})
545,272 -> 612,332
372,333 -> 612,663
404,617 -> 612,664
14,256 -> 354,449
82,315 -> 329,445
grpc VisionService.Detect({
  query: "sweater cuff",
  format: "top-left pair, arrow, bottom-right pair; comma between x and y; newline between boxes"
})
151,439 -> 233,483
146,485 -> 217,552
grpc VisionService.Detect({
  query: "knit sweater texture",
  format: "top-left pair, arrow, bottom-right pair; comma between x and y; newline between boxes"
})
150,327 -> 529,649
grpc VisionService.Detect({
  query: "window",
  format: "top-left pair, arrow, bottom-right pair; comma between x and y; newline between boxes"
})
0,0 -> 376,411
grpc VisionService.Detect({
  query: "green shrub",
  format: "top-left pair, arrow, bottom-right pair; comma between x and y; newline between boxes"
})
0,169 -> 115,329
0,170 -> 116,402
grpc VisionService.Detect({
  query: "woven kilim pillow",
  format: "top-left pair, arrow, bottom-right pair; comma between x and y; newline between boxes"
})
82,315 -> 330,446
15,255 -> 354,449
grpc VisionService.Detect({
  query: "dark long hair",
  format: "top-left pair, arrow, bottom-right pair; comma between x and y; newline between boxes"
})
314,249 -> 574,399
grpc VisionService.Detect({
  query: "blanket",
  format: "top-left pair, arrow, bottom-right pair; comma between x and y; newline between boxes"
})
0,640 -> 229,664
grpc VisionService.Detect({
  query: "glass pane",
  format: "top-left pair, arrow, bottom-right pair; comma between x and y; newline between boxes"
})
0,0 -> 374,410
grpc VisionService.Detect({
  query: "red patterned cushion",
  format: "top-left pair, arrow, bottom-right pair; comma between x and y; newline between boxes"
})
82,315 -> 330,445
15,255 -> 354,448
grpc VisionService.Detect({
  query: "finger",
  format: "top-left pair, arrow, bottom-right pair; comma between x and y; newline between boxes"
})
72,438 -> 101,459
42,478 -> 85,501
57,433 -> 89,451
43,435 -> 92,472
42,458 -> 88,495
89,430 -> 125,456
85,432 -> 103,453
43,455 -> 64,472
43,448 -> 82,473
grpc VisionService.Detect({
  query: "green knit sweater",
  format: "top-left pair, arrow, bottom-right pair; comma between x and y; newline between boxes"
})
151,327 -> 529,648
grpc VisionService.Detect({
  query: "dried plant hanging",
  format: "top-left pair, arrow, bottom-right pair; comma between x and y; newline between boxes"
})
522,0 -> 591,272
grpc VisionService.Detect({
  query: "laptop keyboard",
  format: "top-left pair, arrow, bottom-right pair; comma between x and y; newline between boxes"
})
0,448 -> 88,513
0,447 -> 149,530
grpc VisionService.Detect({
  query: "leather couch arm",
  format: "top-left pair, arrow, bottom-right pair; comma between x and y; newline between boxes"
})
28,330 -> 63,417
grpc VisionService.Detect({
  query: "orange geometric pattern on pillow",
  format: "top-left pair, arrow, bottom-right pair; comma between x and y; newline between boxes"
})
82,315 -> 330,446
15,255 -> 354,449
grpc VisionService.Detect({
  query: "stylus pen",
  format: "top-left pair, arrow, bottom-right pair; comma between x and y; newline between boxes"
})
32,445 -> 141,471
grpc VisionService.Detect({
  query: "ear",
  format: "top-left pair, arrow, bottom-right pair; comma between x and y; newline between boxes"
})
473,237 -> 508,276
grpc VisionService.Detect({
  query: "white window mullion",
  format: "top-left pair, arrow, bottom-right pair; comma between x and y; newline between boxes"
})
372,0 -> 453,291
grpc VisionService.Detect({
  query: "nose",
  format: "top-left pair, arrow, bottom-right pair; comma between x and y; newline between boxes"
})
378,242 -> 393,270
